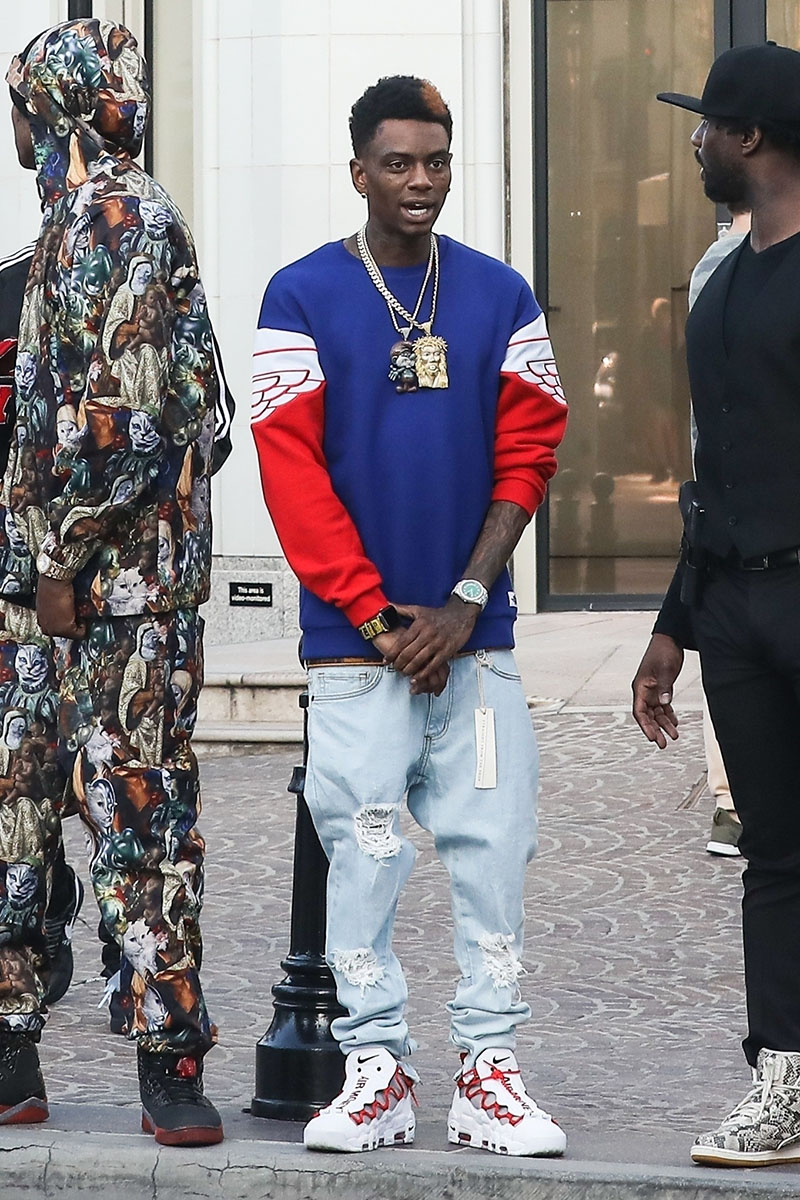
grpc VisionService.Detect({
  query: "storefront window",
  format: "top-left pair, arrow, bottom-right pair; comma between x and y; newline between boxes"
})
767,1 -> 800,43
150,0 -> 194,227
546,0 -> 715,597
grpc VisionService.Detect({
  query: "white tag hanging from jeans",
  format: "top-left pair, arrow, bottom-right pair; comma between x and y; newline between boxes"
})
474,652 -> 497,789
474,706 -> 497,789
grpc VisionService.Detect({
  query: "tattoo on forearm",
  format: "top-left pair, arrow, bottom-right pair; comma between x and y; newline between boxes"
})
462,501 -> 529,588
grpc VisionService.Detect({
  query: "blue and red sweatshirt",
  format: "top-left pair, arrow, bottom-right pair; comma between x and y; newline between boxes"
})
251,236 -> 567,660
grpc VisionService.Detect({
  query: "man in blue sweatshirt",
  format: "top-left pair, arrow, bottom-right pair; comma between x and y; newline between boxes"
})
251,75 -> 568,1157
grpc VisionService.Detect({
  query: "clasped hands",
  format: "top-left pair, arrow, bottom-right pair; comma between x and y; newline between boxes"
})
372,597 -> 479,696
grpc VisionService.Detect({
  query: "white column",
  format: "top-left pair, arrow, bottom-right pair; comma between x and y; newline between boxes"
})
0,1 -> 65,255
505,0 -> 539,613
460,0 -> 504,258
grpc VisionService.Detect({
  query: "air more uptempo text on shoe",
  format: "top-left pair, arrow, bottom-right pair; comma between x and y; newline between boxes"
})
303,1046 -> 416,1152
691,1049 -> 800,1167
448,1048 -> 566,1156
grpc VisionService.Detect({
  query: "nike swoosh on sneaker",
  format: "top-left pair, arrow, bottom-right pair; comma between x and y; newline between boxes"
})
356,1053 -> 380,1065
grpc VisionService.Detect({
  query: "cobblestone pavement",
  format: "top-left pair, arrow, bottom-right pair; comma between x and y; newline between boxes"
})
41,709 -> 750,1156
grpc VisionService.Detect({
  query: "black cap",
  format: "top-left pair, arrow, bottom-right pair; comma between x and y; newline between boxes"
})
657,42 -> 800,124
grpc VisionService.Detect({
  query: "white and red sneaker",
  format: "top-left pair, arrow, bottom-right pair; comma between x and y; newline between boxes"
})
303,1047 -> 416,1152
448,1048 -> 566,1156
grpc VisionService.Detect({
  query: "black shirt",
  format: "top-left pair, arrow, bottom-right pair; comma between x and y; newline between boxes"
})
724,230 -> 800,352
655,228 -> 800,648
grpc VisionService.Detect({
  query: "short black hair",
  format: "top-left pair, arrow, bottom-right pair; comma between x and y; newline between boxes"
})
715,115 -> 800,164
758,118 -> 800,164
350,75 -> 452,156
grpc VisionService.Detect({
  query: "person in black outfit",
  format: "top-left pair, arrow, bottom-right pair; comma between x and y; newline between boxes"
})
632,42 -> 800,1169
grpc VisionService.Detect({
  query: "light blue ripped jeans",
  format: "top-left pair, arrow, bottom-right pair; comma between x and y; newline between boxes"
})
304,649 -> 538,1068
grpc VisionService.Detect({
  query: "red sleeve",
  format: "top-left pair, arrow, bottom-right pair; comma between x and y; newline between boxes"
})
493,314 -> 568,517
250,327 -> 388,627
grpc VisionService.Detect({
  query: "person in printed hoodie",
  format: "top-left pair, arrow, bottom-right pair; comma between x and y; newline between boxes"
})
0,19 -> 224,1145
251,76 -> 569,1157
0,233 -> 235,1028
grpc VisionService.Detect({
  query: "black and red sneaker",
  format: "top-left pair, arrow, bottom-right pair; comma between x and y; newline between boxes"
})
138,1049 -> 223,1146
0,1031 -> 49,1125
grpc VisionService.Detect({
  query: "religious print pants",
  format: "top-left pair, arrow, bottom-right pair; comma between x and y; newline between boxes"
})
0,602 -> 215,1055
304,650 -> 538,1067
694,562 -> 800,1067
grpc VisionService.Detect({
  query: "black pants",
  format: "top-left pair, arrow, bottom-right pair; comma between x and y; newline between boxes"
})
694,562 -> 800,1065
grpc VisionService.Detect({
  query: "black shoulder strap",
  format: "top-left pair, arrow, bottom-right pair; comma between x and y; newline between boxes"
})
210,327 -> 235,475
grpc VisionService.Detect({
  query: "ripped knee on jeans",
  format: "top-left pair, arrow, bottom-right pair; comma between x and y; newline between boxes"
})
353,804 -> 402,861
478,932 -> 525,991
331,947 -> 385,997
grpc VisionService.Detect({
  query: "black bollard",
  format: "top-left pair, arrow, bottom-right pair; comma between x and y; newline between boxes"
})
251,691 -> 346,1120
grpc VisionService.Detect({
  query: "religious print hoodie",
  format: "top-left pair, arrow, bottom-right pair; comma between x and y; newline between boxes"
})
0,242 -> 36,476
251,237 -> 568,660
0,19 -> 218,619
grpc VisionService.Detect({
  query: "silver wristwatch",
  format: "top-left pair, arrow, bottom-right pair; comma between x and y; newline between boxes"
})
451,579 -> 489,610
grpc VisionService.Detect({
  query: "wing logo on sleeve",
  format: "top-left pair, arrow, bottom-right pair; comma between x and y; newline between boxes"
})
501,314 -> 566,404
251,327 -> 324,424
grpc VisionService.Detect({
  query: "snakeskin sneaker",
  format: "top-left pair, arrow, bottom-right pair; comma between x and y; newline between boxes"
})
692,1049 -> 800,1166
303,1047 -> 416,1152
448,1048 -> 566,1156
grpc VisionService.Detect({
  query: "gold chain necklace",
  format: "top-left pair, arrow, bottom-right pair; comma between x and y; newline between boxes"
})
356,225 -> 448,392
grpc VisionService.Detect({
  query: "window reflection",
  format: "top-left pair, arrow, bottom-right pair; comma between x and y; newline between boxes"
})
767,2 -> 800,45
547,0 -> 715,596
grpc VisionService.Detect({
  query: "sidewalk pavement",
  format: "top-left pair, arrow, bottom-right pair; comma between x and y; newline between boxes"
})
5,612 -> 779,1200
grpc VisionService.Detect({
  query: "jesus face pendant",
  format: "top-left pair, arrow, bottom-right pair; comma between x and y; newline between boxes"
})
414,335 -> 448,389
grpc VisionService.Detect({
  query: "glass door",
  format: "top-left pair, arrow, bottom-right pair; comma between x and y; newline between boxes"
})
542,0 -> 715,602
767,2 -> 800,42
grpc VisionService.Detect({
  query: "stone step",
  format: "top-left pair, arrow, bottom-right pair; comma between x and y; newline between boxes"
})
199,668 -> 307,724
195,721 -> 303,754
196,669 -> 306,753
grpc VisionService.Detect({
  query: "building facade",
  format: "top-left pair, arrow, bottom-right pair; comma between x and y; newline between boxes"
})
0,1 -> 795,642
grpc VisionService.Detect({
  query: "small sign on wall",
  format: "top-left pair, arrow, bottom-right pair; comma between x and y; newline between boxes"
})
229,581 -> 273,607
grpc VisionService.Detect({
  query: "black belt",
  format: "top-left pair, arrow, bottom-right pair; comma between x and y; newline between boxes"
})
723,546 -> 800,571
